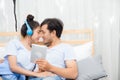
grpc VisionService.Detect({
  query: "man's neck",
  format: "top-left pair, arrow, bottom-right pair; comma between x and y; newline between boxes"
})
48,38 -> 61,48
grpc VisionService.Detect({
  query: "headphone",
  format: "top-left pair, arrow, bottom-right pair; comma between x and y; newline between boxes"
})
25,20 -> 33,36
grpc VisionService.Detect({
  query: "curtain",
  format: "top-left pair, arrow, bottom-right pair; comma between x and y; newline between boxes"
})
0,0 -> 15,32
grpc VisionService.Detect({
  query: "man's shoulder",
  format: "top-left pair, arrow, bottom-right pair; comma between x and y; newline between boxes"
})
51,43 -> 73,50
58,43 -> 73,50
60,43 -> 72,47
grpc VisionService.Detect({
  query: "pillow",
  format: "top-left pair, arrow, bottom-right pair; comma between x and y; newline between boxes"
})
73,41 -> 93,61
76,55 -> 107,80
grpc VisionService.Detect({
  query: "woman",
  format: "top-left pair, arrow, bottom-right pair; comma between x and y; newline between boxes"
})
0,14 -> 53,80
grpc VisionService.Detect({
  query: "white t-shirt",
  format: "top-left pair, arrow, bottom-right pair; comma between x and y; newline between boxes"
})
46,43 -> 76,80
5,39 -> 34,70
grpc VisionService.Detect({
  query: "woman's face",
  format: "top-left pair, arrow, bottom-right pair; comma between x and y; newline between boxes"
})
31,27 -> 41,43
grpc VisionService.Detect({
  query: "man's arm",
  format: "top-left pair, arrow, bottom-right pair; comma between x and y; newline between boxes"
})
36,59 -> 78,79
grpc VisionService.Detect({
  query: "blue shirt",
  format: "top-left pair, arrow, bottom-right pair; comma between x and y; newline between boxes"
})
0,39 -> 34,75
46,43 -> 76,80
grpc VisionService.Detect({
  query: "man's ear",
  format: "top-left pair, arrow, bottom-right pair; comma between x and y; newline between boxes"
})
51,30 -> 56,36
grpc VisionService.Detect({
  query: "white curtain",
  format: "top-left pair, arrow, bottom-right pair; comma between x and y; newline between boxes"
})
0,0 -> 15,32
0,0 -> 119,80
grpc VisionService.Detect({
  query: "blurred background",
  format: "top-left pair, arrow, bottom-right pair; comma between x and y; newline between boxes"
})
0,0 -> 119,80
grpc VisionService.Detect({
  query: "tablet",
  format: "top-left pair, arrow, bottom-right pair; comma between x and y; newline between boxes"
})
31,44 -> 47,63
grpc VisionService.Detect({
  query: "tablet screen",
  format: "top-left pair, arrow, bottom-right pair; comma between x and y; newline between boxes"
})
31,44 -> 47,63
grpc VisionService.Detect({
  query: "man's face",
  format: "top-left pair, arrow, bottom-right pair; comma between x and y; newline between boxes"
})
40,24 -> 53,46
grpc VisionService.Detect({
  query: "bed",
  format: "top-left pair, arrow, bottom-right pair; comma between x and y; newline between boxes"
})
0,29 -> 107,80
61,29 -> 107,80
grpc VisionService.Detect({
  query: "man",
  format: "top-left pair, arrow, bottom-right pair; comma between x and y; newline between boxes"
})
36,18 -> 78,80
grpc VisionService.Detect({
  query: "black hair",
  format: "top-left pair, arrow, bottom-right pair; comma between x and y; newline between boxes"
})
40,18 -> 63,38
21,14 -> 39,37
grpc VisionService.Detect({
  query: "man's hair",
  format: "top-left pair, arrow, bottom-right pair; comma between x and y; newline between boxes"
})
40,18 -> 64,38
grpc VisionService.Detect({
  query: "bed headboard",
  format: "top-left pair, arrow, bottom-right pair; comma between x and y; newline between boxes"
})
0,29 -> 94,54
62,29 -> 94,44
62,29 -> 94,55
0,32 -> 20,47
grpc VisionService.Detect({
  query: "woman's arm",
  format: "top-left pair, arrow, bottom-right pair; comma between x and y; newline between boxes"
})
8,55 -> 40,77
8,55 -> 55,77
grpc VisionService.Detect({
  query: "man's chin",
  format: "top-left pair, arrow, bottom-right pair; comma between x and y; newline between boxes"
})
44,42 -> 51,47
35,40 -> 39,43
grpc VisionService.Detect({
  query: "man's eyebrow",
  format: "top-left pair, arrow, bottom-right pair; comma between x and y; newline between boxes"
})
40,30 -> 44,32
39,30 -> 41,32
39,30 -> 42,31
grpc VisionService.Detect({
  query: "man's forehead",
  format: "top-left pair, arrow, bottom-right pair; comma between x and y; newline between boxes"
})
41,24 -> 48,29
40,24 -> 49,32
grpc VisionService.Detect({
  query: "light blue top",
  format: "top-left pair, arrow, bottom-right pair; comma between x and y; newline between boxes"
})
46,43 -> 76,80
0,39 -> 35,75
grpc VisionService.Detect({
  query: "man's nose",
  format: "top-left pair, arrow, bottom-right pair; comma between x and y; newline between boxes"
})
39,32 -> 43,37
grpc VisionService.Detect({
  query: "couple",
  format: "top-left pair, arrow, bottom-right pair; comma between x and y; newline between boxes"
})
0,14 -> 78,80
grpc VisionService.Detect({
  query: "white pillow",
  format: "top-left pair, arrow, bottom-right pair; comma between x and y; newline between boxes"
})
73,41 -> 93,61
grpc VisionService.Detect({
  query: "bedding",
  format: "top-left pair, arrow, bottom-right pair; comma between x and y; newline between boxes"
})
76,55 -> 107,80
73,41 -> 93,61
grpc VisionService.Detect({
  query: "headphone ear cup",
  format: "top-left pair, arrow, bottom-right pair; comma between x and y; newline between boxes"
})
25,20 -> 33,36
27,29 -> 33,36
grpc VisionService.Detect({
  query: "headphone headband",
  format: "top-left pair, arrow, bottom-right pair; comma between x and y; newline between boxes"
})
25,20 -> 33,36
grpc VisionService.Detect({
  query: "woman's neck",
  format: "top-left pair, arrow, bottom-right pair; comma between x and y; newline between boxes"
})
20,36 -> 32,51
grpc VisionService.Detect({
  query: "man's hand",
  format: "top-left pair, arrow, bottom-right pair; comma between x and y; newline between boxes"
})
36,59 -> 52,71
36,59 -> 78,79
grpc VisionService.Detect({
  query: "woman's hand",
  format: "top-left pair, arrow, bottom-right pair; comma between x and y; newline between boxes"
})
0,58 -> 4,63
35,71 -> 56,77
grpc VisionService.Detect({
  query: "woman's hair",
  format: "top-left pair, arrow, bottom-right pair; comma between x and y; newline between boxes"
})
21,14 -> 39,37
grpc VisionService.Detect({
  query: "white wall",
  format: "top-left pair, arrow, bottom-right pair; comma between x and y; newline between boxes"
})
93,1 -> 119,80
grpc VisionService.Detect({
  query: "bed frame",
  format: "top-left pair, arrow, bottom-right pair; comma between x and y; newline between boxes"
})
62,29 -> 94,55
62,29 -> 93,44
0,29 -> 94,54
0,32 -> 19,47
